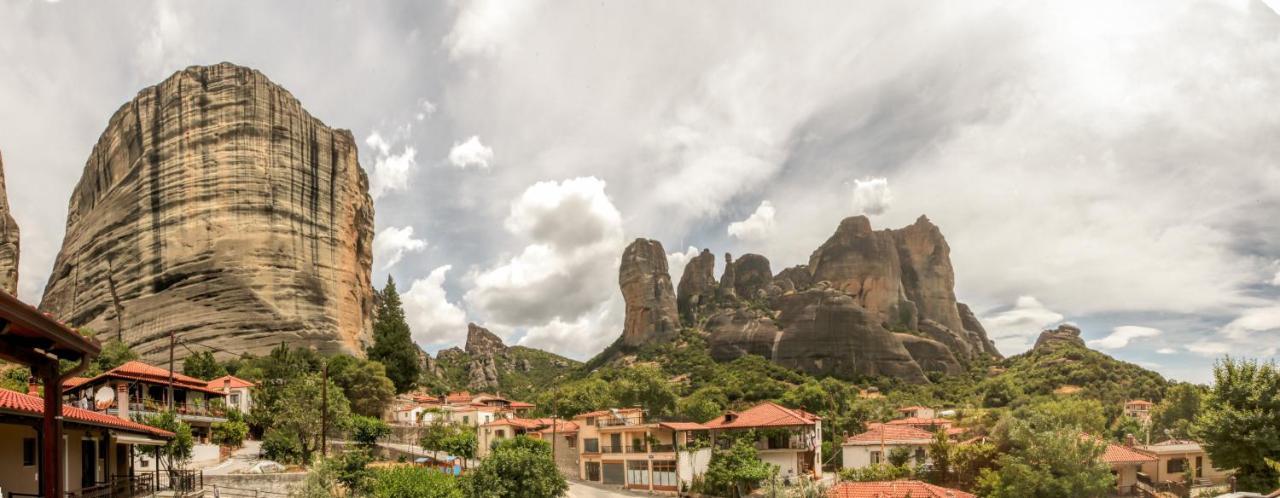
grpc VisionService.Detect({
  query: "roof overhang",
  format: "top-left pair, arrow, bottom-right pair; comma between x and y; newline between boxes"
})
113,433 -> 168,446
0,291 -> 100,365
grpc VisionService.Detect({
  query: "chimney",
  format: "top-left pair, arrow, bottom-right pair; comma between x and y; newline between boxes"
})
1125,433 -> 1136,447
117,382 -> 129,420
223,378 -> 231,395
26,379 -> 38,396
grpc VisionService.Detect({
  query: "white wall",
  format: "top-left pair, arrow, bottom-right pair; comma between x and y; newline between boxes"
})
842,443 -> 928,469
677,448 -> 712,486
0,423 -> 39,496
761,451 -> 799,479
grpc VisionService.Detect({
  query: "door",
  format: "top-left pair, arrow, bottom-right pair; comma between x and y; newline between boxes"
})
81,439 -> 96,488
1196,456 -> 1203,478
603,462 -> 625,485
609,434 -> 622,453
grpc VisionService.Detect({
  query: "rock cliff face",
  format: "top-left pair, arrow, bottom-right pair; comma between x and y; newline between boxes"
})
1033,324 -> 1084,350
618,238 -> 680,347
622,214 -> 999,384
0,151 -> 18,295
39,63 -> 375,360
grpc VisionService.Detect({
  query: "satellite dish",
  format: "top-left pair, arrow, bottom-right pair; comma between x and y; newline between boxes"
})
94,386 -> 115,410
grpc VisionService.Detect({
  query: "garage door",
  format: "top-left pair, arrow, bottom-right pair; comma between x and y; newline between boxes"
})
603,462 -> 625,485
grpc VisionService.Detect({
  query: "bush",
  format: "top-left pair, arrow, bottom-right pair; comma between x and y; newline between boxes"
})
839,463 -> 911,482
372,466 -> 462,498
211,418 -> 249,448
460,436 -> 566,498
351,415 -> 391,449
333,450 -> 375,495
263,427 -> 304,464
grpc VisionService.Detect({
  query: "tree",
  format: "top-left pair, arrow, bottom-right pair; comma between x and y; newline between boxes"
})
540,378 -> 615,419
1152,382 -> 1202,441
333,450 -> 376,495
953,441 -> 999,491
182,351 -> 227,381
372,466 -> 462,498
977,421 -> 1114,498
86,338 -> 139,377
979,376 -> 1023,408
1018,398 -> 1107,434
605,364 -> 678,418
677,387 -> 726,423
212,409 -> 249,448
328,355 -> 397,418
703,438 -> 777,497
240,345 -> 325,433
838,463 -> 911,482
261,373 -> 351,464
925,430 -> 956,485
460,436 -> 567,498
142,411 -> 195,471
1195,358 -> 1280,492
440,427 -> 478,469
887,446 -> 913,467
351,415 -> 391,449
367,277 -> 421,393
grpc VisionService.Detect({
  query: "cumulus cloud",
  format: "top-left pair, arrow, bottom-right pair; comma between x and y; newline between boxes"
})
448,135 -> 494,169
465,177 -> 624,343
1156,347 -> 1177,354
373,226 -> 428,271
443,0 -> 541,59
416,98 -> 437,121
1087,325 -> 1162,350
980,296 -> 1065,354
517,296 -> 622,359
1186,340 -> 1231,357
365,131 -> 418,199
851,178 -> 893,216
402,265 -> 469,348
727,201 -> 777,240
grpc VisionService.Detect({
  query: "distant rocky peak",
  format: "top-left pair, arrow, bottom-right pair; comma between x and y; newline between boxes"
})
0,150 -> 18,295
618,238 -> 679,347
1033,324 -> 1084,350
835,215 -> 874,236
465,323 -> 507,356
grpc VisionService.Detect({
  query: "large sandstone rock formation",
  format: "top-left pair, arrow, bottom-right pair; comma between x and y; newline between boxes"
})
1033,324 -> 1084,350
40,63 -> 374,360
0,151 -> 18,295
631,215 -> 999,383
618,238 -> 680,347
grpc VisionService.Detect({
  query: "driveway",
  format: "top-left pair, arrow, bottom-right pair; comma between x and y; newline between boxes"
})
201,440 -> 264,475
566,481 -> 651,498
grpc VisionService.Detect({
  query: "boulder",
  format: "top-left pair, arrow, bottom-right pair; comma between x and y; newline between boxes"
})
0,150 -> 18,295
618,238 -> 680,347
731,253 -> 773,299
676,249 -> 717,325
39,63 -> 374,359
773,265 -> 812,294
706,309 -> 782,361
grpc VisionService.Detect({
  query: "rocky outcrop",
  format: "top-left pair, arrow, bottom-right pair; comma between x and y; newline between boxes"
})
463,323 -> 505,389
731,254 -> 773,299
618,239 -> 680,347
642,215 -> 999,383
0,151 -> 18,295
676,249 -> 717,325
1033,324 -> 1084,350
39,63 -> 375,360
465,323 -> 506,357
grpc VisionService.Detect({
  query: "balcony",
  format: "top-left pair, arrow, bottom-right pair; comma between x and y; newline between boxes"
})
649,444 -> 676,453
596,416 -> 645,428
110,401 -> 228,423
599,445 -> 626,454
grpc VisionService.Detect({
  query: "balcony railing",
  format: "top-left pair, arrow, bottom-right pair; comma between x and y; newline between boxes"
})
649,444 -> 675,452
599,445 -> 625,454
596,416 -> 645,428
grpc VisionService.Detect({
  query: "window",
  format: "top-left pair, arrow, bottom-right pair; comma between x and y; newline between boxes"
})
586,417 -> 596,426
463,416 -> 470,425
1168,458 -> 1185,474
767,432 -> 789,449
652,461 -> 677,487
230,394 -> 240,406
914,447 -> 927,464
496,429 -> 506,439
585,462 -> 601,482
23,438 -> 36,466
870,451 -> 882,465
583,438 -> 600,453
627,460 -> 649,485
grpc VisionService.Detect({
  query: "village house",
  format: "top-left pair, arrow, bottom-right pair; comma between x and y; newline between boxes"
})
205,375 -> 255,415
1123,400 -> 1154,423
62,361 -> 229,443
574,407 -> 712,493
703,402 -> 824,482
1099,438 -> 1157,496
827,480 -> 976,498
477,417 -> 580,474
896,406 -> 936,419
885,416 -> 953,432
842,424 -> 935,469
387,391 -> 535,427
1136,439 -> 1232,487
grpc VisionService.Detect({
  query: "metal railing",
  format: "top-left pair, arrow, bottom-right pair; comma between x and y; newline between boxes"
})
6,474 -> 157,498
599,445 -> 625,454
649,444 -> 675,452
597,416 -> 645,428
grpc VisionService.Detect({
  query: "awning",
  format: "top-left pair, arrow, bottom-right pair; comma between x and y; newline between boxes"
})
113,433 -> 167,446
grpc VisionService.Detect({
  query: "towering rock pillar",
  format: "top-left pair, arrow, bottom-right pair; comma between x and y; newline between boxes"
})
676,249 -> 717,325
39,63 -> 375,360
619,238 -> 680,347
0,150 -> 18,295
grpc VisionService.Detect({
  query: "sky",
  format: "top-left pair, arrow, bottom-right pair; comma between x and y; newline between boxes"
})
3,0 -> 1280,384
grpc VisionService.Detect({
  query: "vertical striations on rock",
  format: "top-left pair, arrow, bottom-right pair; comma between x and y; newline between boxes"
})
618,238 -> 680,347
0,150 -> 19,296
676,249 -> 717,326
39,63 -> 375,360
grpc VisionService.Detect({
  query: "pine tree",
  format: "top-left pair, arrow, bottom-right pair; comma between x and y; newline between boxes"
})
367,276 -> 420,393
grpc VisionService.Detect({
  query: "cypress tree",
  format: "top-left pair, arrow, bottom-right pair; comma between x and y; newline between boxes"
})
367,276 -> 420,393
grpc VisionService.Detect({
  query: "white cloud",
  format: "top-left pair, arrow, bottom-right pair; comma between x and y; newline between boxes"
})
1156,347 -> 1177,355
727,200 -> 776,240
1220,305 -> 1280,340
980,296 -> 1064,354
448,135 -> 494,169
465,177 -> 624,337
517,297 -> 622,359
1186,341 -> 1231,357
1087,325 -> 1162,350
444,0 -> 541,59
416,98 -> 437,121
372,225 -> 428,271
666,246 -> 701,284
851,178 -> 893,216
365,131 -> 418,199
402,265 -> 469,348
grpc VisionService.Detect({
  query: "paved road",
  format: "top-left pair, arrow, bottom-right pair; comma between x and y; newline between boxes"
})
566,481 -> 650,498
201,440 -> 264,475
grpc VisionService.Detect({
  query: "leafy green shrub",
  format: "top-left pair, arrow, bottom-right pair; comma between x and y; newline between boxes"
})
262,427 -> 304,464
840,463 -> 911,482
351,415 -> 392,449
371,466 -> 461,498
460,436 -> 566,498
703,438 -> 777,497
333,450 -> 375,495
211,418 -> 249,448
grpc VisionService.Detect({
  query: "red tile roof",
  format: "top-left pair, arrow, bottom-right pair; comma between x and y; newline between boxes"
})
485,418 -> 545,430
206,375 -> 255,390
445,391 -> 473,404
845,424 -> 935,445
828,481 -> 975,498
66,361 -> 226,396
0,388 -> 174,439
537,421 -> 580,434
509,401 -> 535,409
573,407 -> 643,420
886,417 -> 951,427
897,406 -> 930,412
703,401 -> 821,429
1101,443 -> 1157,465
62,376 -> 91,388
659,422 -> 709,431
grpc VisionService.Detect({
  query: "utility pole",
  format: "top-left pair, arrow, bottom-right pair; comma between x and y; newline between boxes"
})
168,330 -> 175,411
550,391 -> 558,463
321,361 -> 329,458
